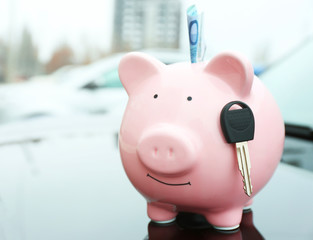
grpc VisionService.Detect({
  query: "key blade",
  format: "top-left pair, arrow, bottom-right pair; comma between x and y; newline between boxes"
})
242,142 -> 251,173
236,142 -> 253,197
236,145 -> 244,176
242,142 -> 253,196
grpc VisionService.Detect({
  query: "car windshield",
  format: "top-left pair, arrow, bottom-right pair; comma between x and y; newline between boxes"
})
94,69 -> 123,88
260,38 -> 313,129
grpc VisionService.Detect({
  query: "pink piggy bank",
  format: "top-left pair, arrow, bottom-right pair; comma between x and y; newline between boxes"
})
118,52 -> 284,230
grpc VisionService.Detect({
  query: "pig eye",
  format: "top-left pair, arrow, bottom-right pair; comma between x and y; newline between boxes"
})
154,94 -> 158,99
187,96 -> 192,101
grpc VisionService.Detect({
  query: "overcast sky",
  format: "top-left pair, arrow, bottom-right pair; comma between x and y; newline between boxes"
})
0,0 -> 312,63
0,0 -> 114,61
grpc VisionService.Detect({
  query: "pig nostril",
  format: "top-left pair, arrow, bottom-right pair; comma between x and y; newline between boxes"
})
168,148 -> 174,158
153,147 -> 158,157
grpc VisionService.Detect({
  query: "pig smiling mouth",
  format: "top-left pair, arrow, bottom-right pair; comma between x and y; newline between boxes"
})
147,173 -> 191,186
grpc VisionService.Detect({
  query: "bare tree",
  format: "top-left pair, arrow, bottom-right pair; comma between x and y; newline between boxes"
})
0,39 -> 7,83
16,27 -> 41,79
45,43 -> 74,74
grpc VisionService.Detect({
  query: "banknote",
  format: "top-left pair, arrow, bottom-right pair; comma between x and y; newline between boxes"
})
187,4 -> 206,63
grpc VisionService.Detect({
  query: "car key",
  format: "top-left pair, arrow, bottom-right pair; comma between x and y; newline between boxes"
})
220,101 -> 255,197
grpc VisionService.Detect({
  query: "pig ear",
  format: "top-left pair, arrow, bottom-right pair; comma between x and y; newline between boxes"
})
205,52 -> 254,96
118,52 -> 164,95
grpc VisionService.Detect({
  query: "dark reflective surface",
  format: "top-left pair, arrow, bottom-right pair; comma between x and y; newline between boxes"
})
0,132 -> 312,239
148,210 -> 264,240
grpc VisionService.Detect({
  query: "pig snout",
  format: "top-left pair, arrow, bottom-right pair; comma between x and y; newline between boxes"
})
137,125 -> 198,175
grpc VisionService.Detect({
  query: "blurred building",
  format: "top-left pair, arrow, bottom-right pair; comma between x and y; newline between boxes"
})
112,0 -> 181,52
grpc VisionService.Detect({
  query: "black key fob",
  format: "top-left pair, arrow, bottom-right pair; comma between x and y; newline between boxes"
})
220,101 -> 255,144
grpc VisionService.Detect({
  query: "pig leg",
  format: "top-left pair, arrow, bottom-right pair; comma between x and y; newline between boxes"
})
243,198 -> 254,210
204,207 -> 243,230
147,202 -> 177,224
